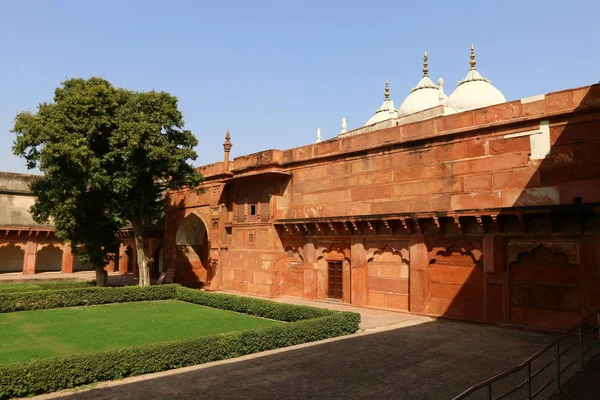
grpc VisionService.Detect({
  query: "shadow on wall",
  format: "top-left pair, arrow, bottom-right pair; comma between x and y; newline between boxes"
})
442,85 -> 600,331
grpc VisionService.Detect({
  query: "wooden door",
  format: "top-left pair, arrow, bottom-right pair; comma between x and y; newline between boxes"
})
327,261 -> 343,299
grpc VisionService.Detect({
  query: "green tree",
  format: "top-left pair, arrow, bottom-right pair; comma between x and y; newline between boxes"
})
13,77 -> 203,286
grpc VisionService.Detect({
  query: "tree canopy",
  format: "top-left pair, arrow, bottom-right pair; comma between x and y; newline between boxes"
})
13,77 -> 203,285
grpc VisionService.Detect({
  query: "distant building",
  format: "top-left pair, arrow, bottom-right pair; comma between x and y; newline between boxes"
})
165,46 -> 600,330
0,172 -> 164,277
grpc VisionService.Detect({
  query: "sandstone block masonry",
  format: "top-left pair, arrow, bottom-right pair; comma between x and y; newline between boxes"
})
166,84 -> 600,330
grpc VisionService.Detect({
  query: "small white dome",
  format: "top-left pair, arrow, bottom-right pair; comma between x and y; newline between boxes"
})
398,52 -> 447,117
447,45 -> 506,112
365,80 -> 398,126
398,77 -> 447,116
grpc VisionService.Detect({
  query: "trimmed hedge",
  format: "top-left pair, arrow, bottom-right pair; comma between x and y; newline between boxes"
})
0,285 -> 360,399
0,285 -> 177,313
175,286 -> 332,321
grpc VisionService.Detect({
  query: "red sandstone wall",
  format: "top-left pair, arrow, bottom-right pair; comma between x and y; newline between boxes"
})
166,85 -> 600,330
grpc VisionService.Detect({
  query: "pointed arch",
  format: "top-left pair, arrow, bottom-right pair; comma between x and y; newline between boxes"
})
176,213 -> 207,246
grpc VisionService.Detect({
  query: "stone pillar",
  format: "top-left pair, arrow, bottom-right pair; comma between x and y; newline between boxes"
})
303,239 -> 316,299
61,243 -> 74,273
22,240 -> 37,275
409,235 -> 428,313
483,235 -> 505,323
118,244 -> 127,274
350,237 -> 368,306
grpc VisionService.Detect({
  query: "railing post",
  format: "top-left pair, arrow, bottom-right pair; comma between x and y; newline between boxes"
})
487,383 -> 492,400
556,342 -> 562,394
527,363 -> 532,399
597,312 -> 600,342
579,326 -> 585,371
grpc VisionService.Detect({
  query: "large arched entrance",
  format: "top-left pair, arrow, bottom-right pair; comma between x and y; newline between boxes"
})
175,213 -> 209,285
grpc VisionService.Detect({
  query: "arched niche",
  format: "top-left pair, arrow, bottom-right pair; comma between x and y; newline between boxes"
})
508,244 -> 581,329
427,245 -> 484,321
176,213 -> 208,246
36,244 -> 63,272
175,213 -> 209,284
0,243 -> 25,273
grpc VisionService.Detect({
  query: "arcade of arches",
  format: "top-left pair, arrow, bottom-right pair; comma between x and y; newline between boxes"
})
0,230 -> 164,277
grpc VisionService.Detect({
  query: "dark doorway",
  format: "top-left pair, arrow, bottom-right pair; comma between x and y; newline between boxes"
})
125,246 -> 134,274
327,261 -> 343,299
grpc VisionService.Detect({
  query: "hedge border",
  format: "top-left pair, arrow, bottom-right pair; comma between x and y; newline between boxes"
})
0,285 -> 360,399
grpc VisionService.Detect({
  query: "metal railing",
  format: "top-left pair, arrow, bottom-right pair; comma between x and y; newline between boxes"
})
452,310 -> 600,400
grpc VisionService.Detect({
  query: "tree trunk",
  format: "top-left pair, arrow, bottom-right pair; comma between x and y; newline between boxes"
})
95,265 -> 108,287
131,215 -> 152,287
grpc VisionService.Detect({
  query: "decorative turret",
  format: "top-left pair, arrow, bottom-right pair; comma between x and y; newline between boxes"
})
315,128 -> 322,143
223,127 -> 232,171
340,116 -> 347,134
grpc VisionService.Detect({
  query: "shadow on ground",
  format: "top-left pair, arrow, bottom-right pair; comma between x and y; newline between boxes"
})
50,320 -> 555,400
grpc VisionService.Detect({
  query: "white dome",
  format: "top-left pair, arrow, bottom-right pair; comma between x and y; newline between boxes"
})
447,70 -> 506,112
365,80 -> 398,126
447,45 -> 506,112
398,77 -> 447,117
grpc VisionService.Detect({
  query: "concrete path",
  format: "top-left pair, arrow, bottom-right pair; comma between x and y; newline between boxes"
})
0,271 -> 138,286
30,318 -> 555,400
260,296 -> 432,331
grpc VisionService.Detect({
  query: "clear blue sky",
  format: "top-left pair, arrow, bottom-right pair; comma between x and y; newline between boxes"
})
1,0 -> 598,174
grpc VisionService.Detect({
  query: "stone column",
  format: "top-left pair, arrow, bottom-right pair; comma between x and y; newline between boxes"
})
350,237 -> 368,306
483,235 -> 505,323
302,239 -> 316,299
22,240 -> 37,275
118,243 -> 127,274
61,243 -> 74,273
409,235 -> 428,313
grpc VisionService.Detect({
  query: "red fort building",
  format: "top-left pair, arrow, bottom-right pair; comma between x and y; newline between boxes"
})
165,46 -> 600,331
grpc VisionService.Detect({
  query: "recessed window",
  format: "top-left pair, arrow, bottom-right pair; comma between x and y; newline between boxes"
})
248,233 -> 254,243
250,205 -> 257,216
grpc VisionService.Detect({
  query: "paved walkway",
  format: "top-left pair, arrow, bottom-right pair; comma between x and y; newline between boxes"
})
553,354 -> 600,399
242,295 -> 432,331
0,271 -> 139,286
29,306 -> 557,400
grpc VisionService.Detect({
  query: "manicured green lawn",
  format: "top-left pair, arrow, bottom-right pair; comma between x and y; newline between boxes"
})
0,300 -> 282,365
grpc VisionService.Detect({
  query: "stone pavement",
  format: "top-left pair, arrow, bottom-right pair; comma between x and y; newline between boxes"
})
0,271 -> 139,286
248,295 -> 432,331
29,308 -> 558,400
552,355 -> 600,399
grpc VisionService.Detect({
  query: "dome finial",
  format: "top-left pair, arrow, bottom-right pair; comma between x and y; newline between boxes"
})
385,79 -> 390,99
315,128 -> 322,143
470,43 -> 476,70
423,51 -> 429,77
